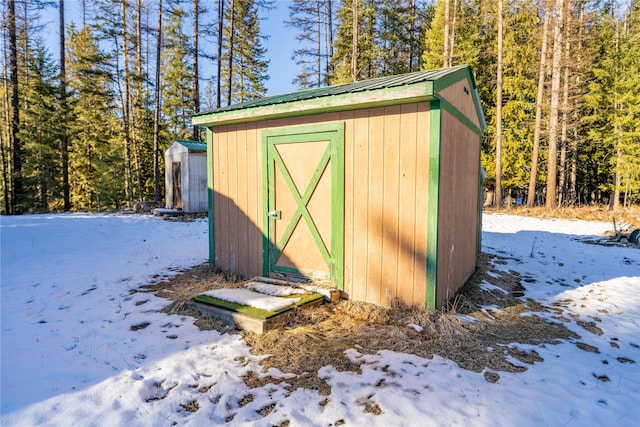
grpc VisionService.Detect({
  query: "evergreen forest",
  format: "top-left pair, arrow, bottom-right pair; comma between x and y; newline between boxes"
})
1,0 -> 639,215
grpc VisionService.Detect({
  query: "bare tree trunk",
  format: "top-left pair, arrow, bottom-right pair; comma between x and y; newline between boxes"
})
130,0 -> 143,203
448,0 -> 458,65
136,0 -> 142,77
443,0 -> 450,67
192,0 -> 200,140
558,2 -> 570,207
316,1 -> 321,86
81,0 -> 87,27
153,0 -> 163,202
611,9 -> 621,211
365,2 -> 374,78
142,6 -> 150,86
623,181 -> 629,209
495,0 -> 504,208
0,131 -> 8,215
351,0 -> 359,81
60,0 -> 71,211
545,0 -> 564,209
408,0 -> 416,70
321,1 -> 329,84
1,42 -> 11,214
21,1 -> 29,97
226,0 -> 236,105
527,0 -> 552,207
8,0 -> 21,214
322,1 -> 329,83
613,148 -> 621,210
216,0 -> 224,108
327,0 -> 333,78
121,0 -> 134,206
568,2 -> 584,206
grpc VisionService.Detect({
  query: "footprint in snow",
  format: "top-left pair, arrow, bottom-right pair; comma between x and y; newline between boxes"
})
143,379 -> 178,402
130,321 -> 150,331
81,286 -> 97,296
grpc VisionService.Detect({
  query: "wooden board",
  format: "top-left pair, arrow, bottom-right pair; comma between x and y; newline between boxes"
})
187,293 -> 325,334
436,110 -> 481,307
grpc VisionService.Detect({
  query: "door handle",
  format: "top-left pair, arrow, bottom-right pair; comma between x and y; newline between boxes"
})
267,210 -> 281,220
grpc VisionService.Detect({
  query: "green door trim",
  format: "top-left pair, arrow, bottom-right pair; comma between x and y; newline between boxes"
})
262,122 -> 345,289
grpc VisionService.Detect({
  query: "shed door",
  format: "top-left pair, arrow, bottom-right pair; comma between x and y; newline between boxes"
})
263,124 -> 344,288
172,162 -> 182,209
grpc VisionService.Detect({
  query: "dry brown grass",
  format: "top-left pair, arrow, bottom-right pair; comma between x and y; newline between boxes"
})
140,203 -> 631,395
484,204 -> 640,222
136,251 -> 581,394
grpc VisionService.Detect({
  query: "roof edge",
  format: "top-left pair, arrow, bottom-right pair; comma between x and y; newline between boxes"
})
193,82 -> 436,127
171,140 -> 207,151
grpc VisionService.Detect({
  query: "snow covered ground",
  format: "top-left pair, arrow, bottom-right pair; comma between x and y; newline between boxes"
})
1,212 -> 639,426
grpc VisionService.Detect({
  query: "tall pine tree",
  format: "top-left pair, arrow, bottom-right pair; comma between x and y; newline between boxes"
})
66,25 -> 122,211
287,0 -> 335,88
161,6 -> 193,138
20,44 -> 62,212
220,0 -> 269,105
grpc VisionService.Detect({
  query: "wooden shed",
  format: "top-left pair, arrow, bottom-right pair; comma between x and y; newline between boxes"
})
192,65 -> 486,310
164,140 -> 207,213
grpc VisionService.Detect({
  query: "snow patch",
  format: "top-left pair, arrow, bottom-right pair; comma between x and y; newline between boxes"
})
479,280 -> 509,294
2,212 -> 640,426
407,323 -> 424,332
245,281 -> 307,296
201,288 -> 300,311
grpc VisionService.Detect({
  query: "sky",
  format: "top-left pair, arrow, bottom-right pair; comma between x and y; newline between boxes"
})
261,0 -> 300,95
1,212 -> 640,425
42,0 -> 300,97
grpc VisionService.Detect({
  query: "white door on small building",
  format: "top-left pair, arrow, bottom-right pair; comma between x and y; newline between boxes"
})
172,162 -> 182,209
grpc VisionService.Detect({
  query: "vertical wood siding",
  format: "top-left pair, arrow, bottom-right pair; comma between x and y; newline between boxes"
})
210,103 -> 433,307
438,79 -> 481,129
436,109 -> 481,307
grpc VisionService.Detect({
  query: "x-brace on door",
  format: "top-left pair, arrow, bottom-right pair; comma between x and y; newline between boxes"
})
262,123 -> 344,288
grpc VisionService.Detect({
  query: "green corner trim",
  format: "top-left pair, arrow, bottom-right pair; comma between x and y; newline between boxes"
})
261,123 -> 345,290
426,100 -> 442,311
477,167 -> 484,256
206,128 -> 215,266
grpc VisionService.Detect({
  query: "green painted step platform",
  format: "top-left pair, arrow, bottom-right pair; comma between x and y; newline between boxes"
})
186,277 -> 337,334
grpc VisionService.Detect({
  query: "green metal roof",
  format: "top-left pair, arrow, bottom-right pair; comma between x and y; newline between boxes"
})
193,65 -> 485,130
175,140 -> 207,151
201,66 -> 467,114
